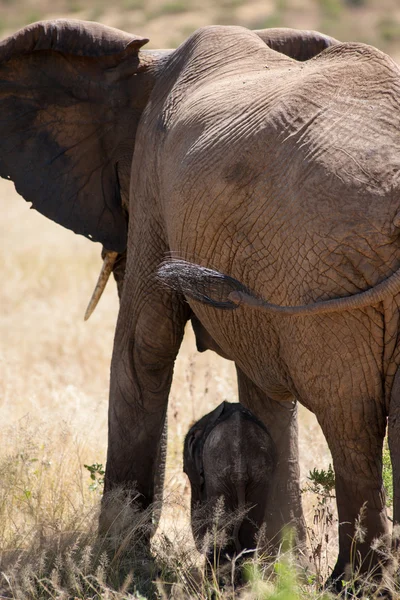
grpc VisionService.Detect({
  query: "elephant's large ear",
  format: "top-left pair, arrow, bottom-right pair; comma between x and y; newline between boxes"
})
254,27 -> 338,61
0,20 -> 149,251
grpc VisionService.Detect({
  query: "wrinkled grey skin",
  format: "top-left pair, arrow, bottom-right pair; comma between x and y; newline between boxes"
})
184,402 -> 276,559
5,17 -> 399,587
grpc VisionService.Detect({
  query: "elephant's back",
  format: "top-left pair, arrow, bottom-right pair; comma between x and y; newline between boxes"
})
165,40 -> 400,203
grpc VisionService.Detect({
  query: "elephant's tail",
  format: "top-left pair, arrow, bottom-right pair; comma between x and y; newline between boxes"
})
157,259 -> 247,310
157,258 -> 400,316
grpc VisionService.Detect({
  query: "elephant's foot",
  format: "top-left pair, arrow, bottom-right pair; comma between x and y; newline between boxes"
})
98,484 -> 155,544
96,490 -> 160,598
325,560 -> 394,599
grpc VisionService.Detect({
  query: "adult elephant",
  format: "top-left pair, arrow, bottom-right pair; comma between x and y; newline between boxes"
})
0,18 -> 335,553
1,17 -> 396,586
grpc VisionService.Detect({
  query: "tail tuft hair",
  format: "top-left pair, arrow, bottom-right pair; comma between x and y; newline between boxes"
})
156,259 -> 251,309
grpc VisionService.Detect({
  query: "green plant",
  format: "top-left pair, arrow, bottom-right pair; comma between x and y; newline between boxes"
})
303,465 -> 336,583
382,439 -> 393,507
84,462 -> 105,492
307,464 -> 335,494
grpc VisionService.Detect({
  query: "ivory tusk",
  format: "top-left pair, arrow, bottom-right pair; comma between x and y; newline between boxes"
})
84,251 -> 118,321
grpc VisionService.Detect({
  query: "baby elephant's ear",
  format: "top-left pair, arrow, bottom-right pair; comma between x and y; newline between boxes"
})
184,428 -> 204,487
184,402 -> 226,486
0,20 -> 149,251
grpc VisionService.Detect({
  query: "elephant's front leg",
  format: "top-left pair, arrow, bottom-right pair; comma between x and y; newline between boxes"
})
236,367 -> 307,554
101,262 -> 189,535
318,403 -> 390,588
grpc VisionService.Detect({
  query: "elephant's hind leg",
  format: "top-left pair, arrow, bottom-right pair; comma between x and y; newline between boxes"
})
236,367 -> 307,555
318,401 -> 390,589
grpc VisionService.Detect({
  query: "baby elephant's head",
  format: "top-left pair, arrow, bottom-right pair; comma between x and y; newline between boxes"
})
183,401 -> 276,561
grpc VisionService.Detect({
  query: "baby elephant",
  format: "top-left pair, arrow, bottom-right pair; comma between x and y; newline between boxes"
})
184,401 -> 276,559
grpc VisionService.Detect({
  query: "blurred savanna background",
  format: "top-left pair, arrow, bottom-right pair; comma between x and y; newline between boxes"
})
1,0 -> 400,54
1,0 -> 399,598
